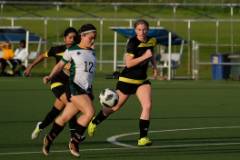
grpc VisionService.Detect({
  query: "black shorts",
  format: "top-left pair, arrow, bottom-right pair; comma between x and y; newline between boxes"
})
68,82 -> 94,101
50,71 -> 69,99
116,80 -> 151,95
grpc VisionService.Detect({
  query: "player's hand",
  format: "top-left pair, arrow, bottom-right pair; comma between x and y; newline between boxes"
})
152,68 -> 158,80
43,76 -> 51,84
23,66 -> 32,77
143,49 -> 153,60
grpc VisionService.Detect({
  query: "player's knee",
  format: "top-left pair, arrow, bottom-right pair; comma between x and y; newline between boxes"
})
84,108 -> 95,119
111,106 -> 120,112
56,116 -> 67,126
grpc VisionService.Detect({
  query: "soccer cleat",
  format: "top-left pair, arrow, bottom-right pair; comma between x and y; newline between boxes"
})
42,136 -> 52,156
31,122 -> 43,140
87,120 -> 97,137
137,137 -> 152,146
69,139 -> 80,157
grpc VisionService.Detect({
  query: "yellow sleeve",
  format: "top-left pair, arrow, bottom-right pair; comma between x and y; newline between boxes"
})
43,51 -> 48,58
126,53 -> 134,57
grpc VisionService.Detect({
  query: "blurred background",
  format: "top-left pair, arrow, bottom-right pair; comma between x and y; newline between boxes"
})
1,0 -> 240,79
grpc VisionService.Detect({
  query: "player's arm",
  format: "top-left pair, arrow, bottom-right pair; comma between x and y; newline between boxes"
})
43,60 -> 65,84
24,53 -> 46,76
125,49 -> 152,68
43,49 -> 71,84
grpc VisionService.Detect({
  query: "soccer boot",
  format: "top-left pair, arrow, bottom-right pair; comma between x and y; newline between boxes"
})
31,122 -> 42,140
69,139 -> 80,157
87,120 -> 97,137
137,137 -> 152,146
42,136 -> 52,156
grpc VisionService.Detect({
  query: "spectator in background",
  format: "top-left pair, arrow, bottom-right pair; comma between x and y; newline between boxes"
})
0,41 -> 14,75
9,40 -> 28,76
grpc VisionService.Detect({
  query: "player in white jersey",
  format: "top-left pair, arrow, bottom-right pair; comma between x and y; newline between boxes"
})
41,24 -> 97,157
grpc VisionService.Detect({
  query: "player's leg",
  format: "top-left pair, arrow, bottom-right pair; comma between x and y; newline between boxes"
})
68,94 -> 95,157
65,81 -> 79,138
88,90 -> 129,137
136,82 -> 152,146
31,76 -> 68,139
42,102 -> 78,156
31,98 -> 64,140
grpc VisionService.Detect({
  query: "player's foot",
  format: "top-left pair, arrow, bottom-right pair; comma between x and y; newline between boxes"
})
69,139 -> 80,157
87,120 -> 97,137
137,137 -> 152,146
42,136 -> 52,156
31,122 -> 42,140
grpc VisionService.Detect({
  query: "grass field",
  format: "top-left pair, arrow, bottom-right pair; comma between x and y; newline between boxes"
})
0,77 -> 240,160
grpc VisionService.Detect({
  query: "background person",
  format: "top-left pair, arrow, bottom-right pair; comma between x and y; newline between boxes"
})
9,40 -> 28,76
0,41 -> 14,76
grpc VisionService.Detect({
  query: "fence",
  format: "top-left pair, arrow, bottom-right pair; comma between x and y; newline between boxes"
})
1,2 -> 240,79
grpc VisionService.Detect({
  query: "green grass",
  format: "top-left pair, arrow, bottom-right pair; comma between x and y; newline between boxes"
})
0,77 -> 240,160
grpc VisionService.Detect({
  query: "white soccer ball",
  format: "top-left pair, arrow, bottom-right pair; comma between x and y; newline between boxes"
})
99,88 -> 119,108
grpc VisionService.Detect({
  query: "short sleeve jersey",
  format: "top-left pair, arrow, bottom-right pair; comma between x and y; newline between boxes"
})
44,45 -> 67,63
62,45 -> 96,91
120,36 -> 157,80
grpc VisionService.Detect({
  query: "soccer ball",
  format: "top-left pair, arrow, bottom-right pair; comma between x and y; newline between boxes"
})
99,88 -> 119,108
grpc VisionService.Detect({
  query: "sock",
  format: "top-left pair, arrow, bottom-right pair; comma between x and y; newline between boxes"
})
39,106 -> 61,129
47,122 -> 64,142
71,124 -> 86,145
92,110 -> 107,125
139,119 -> 150,138
68,115 -> 78,138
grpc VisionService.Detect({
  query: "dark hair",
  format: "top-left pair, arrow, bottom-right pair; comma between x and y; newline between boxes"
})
64,27 -> 79,43
64,27 -> 78,37
134,19 -> 149,29
20,39 -> 26,45
78,23 -> 96,35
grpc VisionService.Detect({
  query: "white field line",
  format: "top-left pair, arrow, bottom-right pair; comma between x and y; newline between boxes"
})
1,126 -> 240,156
107,125 -> 240,148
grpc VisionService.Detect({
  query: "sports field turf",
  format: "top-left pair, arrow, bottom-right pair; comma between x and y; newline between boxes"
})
0,77 -> 240,160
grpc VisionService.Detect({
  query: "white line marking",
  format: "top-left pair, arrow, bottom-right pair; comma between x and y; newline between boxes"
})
1,126 -> 240,156
107,125 -> 240,148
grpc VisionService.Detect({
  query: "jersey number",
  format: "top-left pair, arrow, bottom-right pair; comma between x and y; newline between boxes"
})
84,61 -> 94,73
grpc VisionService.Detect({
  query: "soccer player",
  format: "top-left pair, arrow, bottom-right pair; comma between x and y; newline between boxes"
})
24,27 -> 79,139
88,19 -> 158,146
42,23 -> 97,157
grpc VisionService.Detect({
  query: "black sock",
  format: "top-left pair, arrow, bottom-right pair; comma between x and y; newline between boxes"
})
139,119 -> 150,138
68,115 -> 78,138
92,110 -> 107,125
47,122 -> 64,142
71,124 -> 86,144
39,106 -> 61,129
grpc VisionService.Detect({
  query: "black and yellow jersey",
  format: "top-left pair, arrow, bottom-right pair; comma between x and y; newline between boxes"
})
119,36 -> 157,83
43,45 -> 67,63
43,44 -> 72,75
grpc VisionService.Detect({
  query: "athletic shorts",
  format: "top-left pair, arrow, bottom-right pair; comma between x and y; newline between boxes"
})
50,71 -> 69,99
68,82 -> 94,101
116,80 -> 151,95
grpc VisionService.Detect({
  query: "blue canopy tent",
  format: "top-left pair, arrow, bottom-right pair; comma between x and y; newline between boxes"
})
110,27 -> 186,80
0,27 -> 45,66
0,27 -> 44,43
111,27 -> 185,46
